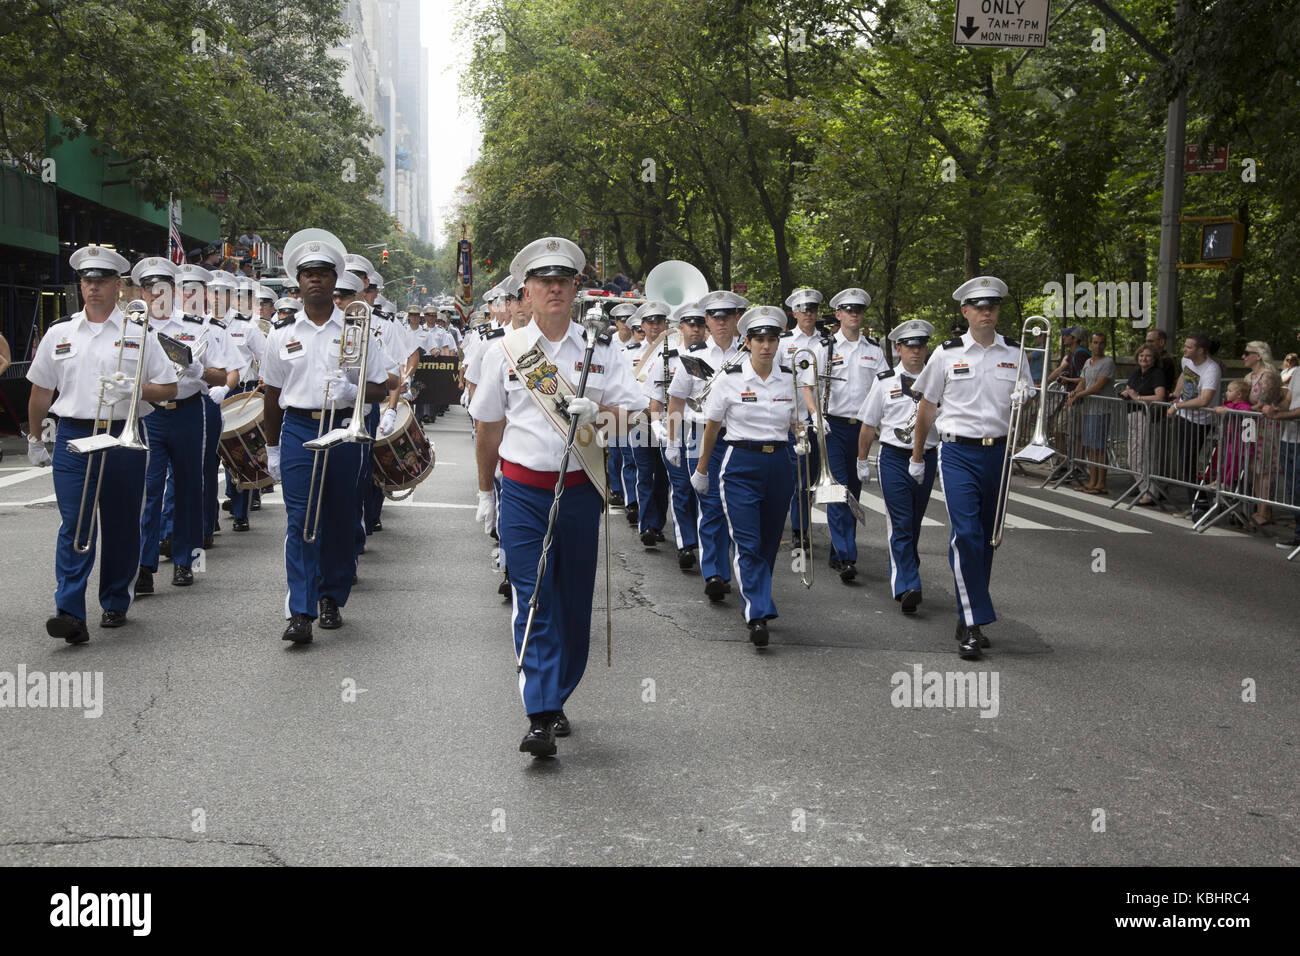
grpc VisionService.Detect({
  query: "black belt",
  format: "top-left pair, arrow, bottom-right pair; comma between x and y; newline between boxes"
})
151,393 -> 202,411
286,406 -> 330,421
60,417 -> 125,430
726,439 -> 784,454
944,434 -> 1007,447
826,415 -> 861,426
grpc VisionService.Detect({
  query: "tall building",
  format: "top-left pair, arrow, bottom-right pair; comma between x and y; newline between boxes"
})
334,0 -> 432,242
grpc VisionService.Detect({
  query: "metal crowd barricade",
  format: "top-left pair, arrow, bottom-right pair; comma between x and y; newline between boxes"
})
1193,406 -> 1299,547
1039,385 -> 1082,488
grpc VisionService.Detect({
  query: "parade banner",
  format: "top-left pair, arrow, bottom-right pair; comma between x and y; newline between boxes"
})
413,356 -> 462,405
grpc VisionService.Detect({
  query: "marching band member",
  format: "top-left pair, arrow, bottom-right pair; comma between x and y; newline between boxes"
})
607,301 -> 639,513
657,303 -> 708,570
26,245 -> 178,642
219,278 -> 269,531
855,320 -> 939,614
910,276 -> 1032,659
470,236 -> 643,757
197,270 -> 241,547
631,300 -> 671,547
690,306 -> 797,647
781,288 -> 826,553
135,261 -> 230,591
260,235 -> 390,644
621,309 -> 648,529
668,289 -> 746,602
333,269 -> 386,556
275,297 -> 301,321
817,287 -> 888,583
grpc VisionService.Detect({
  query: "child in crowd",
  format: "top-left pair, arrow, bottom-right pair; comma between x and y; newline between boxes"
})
1212,381 -> 1255,488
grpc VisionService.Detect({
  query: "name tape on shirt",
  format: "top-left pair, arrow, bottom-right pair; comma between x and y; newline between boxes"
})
952,363 -> 971,375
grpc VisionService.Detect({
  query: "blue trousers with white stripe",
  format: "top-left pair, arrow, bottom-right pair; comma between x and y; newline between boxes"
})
633,440 -> 669,533
937,441 -> 1004,627
877,443 -> 936,597
224,382 -> 258,521
607,441 -> 628,498
141,399 -> 204,571
824,418 -> 865,563
280,411 -> 363,618
356,404 -> 380,556
719,445 -> 796,622
694,440 -> 732,581
788,424 -> 819,535
499,475 -> 601,716
52,420 -> 147,620
620,439 -> 639,509
663,425 -> 698,550
202,394 -> 221,535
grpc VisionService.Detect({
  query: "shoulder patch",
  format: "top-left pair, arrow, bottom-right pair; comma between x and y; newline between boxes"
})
942,338 -> 963,350
819,335 -> 833,347
485,326 -> 506,340
864,335 -> 879,346
208,318 -> 227,329
51,315 -> 73,327
626,341 -> 642,350
273,316 -> 294,329
688,342 -> 707,352
182,313 -> 205,325
596,332 -> 612,346
876,369 -> 894,380
779,330 -> 793,338
724,364 -> 742,374
1002,336 -> 1020,348
778,364 -> 792,374
665,349 -> 678,358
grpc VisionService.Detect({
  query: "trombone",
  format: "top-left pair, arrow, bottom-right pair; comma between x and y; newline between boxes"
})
302,300 -> 375,543
67,299 -> 152,553
990,315 -> 1056,549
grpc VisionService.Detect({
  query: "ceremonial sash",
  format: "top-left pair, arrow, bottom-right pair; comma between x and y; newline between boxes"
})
500,327 -> 608,497
634,329 -> 670,383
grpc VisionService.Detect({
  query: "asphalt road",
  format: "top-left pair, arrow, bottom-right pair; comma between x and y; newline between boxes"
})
0,412 -> 1295,866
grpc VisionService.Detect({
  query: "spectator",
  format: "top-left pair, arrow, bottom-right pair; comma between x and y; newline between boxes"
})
201,243 -> 223,270
1244,361 -> 1283,525
1281,352 -> 1298,388
1144,327 -> 1180,394
1262,378 -> 1300,550
219,257 -> 240,275
1121,343 -> 1168,505
1047,325 -> 1091,391
1068,332 -> 1116,494
237,228 -> 263,252
1165,333 -> 1223,516
0,332 -> 11,376
1211,381 -> 1256,493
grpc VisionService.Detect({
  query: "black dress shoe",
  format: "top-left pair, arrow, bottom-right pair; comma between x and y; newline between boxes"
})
233,518 -> 249,532
958,625 -> 982,660
609,491 -> 625,507
47,612 -> 89,644
829,556 -> 843,571
640,528 -> 659,547
221,499 -> 233,512
498,568 -> 511,597
839,562 -> 857,583
653,528 -> 665,542
136,568 -> 154,595
203,534 -> 214,550
372,519 -> 382,532
318,596 -> 343,629
899,589 -> 921,614
625,503 -> 638,526
677,547 -> 697,570
520,717 -> 557,757
213,519 -> 221,533
251,495 -> 261,511
747,620 -> 770,647
101,609 -> 127,628
282,614 -> 313,644
172,565 -> 194,587
704,575 -> 727,602
552,710 -> 571,737
975,627 -> 990,648
159,536 -> 172,559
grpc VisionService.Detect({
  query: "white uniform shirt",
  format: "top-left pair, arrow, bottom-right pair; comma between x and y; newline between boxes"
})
469,319 -> 643,473
260,308 -> 390,409
148,310 -> 221,400
781,326 -> 825,386
819,331 -> 888,417
196,315 -> 240,398
622,338 -> 646,376
370,319 -> 410,375
28,308 -> 177,419
462,327 -> 505,386
639,338 -> 681,408
703,355 -> 797,442
856,364 -> 940,451
912,331 -> 1035,440
223,312 -> 268,381
667,336 -> 739,424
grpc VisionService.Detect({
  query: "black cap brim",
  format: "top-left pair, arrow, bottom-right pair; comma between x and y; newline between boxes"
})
962,297 -> 1002,307
138,274 -> 174,285
745,324 -> 783,337
525,266 -> 578,278
895,337 -> 929,347
296,259 -> 338,274
78,268 -> 120,278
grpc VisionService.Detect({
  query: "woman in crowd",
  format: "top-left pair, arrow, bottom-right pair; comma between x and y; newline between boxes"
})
1067,332 -> 1116,494
1243,342 -> 1283,525
1119,343 -> 1168,506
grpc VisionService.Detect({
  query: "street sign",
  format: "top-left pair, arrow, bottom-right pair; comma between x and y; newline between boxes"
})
1185,145 -> 1229,173
953,0 -> 1051,49
732,283 -> 748,295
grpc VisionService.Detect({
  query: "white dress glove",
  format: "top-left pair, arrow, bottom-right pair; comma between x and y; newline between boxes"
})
27,436 -> 52,467
208,385 -> 229,403
856,458 -> 872,483
377,408 -> 398,437
908,458 -> 926,484
267,445 -> 281,482
689,468 -> 709,497
324,369 -> 358,406
664,443 -> 682,468
564,396 -> 598,427
650,419 -> 668,446
476,489 -> 497,535
183,359 -> 206,381
794,439 -> 810,456
98,371 -> 134,403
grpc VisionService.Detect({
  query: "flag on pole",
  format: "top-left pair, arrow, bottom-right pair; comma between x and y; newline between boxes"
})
168,196 -> 185,264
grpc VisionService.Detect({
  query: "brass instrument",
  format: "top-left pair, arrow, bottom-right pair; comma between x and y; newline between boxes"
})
990,315 -> 1056,549
644,259 -> 708,309
893,405 -> 919,444
67,299 -> 152,553
686,346 -> 747,414
302,300 -> 375,543
792,347 -> 864,527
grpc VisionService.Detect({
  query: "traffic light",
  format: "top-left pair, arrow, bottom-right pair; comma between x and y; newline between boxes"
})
421,286 -> 426,294
381,249 -> 389,264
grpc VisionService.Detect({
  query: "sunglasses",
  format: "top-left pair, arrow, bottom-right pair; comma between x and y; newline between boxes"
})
838,304 -> 866,314
705,309 -> 741,317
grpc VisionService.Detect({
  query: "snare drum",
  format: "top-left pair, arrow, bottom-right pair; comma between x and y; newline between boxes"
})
218,391 -> 274,490
372,401 -> 434,498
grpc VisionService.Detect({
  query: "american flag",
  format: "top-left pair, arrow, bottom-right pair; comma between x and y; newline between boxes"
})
168,196 -> 185,264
